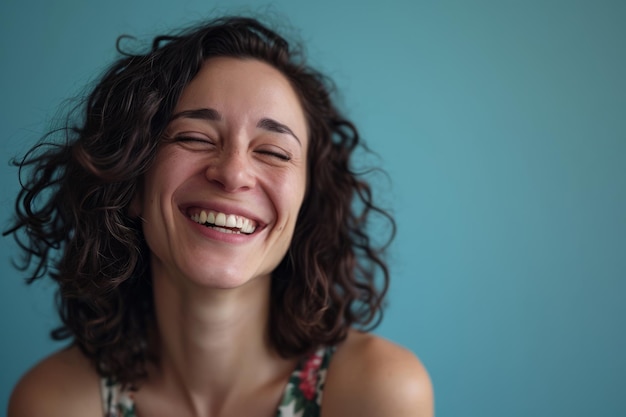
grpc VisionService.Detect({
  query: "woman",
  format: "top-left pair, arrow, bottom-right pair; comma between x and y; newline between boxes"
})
6,16 -> 433,417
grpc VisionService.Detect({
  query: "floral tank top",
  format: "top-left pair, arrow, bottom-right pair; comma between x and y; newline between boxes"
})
101,346 -> 335,417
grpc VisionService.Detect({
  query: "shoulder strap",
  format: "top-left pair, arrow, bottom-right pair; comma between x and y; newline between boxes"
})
276,346 -> 336,417
100,377 -> 136,417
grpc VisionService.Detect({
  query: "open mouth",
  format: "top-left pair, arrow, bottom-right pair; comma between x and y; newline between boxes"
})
188,209 -> 257,235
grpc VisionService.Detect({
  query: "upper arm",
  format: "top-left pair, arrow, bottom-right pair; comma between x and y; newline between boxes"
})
8,346 -> 102,417
322,332 -> 434,417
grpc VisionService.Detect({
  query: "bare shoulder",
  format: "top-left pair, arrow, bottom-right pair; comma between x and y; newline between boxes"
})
8,345 -> 102,417
322,330 -> 434,417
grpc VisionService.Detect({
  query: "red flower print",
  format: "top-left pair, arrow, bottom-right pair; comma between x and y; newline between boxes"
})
298,353 -> 322,401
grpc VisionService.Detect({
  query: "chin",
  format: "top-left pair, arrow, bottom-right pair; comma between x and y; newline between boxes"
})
184,265 -> 271,290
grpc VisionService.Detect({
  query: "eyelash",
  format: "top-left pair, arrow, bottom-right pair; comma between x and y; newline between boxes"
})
257,150 -> 291,161
175,136 -> 213,144
173,136 -> 291,161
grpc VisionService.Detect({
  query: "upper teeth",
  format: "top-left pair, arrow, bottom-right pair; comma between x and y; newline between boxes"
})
190,210 -> 256,234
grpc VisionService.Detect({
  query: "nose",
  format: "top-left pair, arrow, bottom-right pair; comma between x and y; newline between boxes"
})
205,149 -> 255,192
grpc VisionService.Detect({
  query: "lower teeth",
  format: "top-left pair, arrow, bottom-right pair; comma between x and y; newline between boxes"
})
202,223 -> 245,234
192,216 -> 251,234
212,226 -> 240,234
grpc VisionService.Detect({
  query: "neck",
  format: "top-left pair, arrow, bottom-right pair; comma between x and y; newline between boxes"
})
148,262 -> 291,415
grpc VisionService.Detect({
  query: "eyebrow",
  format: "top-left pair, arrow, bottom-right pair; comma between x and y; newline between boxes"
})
257,118 -> 301,146
170,108 -> 222,121
170,108 -> 301,147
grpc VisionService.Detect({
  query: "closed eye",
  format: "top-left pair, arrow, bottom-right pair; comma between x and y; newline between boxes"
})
256,150 -> 291,161
175,136 -> 213,144
173,135 -> 216,150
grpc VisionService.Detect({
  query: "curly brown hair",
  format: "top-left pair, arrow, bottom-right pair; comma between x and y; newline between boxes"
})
4,16 -> 395,387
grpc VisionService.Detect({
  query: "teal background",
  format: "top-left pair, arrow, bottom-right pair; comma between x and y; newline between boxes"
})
1,0 -> 625,415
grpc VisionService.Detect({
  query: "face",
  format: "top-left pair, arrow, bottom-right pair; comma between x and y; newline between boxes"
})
135,57 -> 308,289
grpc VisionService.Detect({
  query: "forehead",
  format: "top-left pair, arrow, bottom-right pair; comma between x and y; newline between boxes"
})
173,57 -> 308,139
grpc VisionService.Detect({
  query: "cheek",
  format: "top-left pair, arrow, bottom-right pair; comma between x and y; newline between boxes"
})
279,173 -> 307,218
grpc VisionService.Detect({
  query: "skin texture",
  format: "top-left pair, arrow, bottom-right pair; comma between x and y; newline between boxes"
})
8,58 -> 433,417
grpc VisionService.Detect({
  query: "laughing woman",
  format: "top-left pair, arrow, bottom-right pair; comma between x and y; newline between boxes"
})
6,16 -> 433,417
